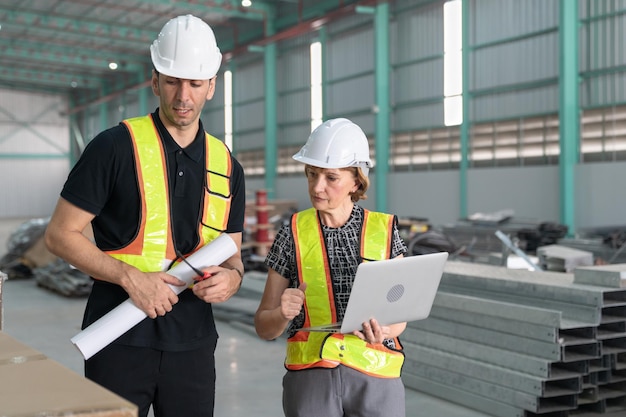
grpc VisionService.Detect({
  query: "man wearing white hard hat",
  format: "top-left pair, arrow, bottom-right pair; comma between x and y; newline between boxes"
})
255,118 -> 409,417
45,15 -> 246,417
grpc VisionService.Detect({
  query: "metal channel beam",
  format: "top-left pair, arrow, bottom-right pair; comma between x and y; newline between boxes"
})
442,271 -> 604,308
602,306 -> 626,326
403,328 -> 571,379
403,342 -> 582,397
561,342 -> 602,363
602,337 -> 626,356
430,304 -> 559,342
402,357 -> 578,413
444,262 -> 626,308
597,320 -> 626,340
575,264 -> 626,288
408,317 -> 562,361
434,291 -> 562,327
440,285 -> 603,324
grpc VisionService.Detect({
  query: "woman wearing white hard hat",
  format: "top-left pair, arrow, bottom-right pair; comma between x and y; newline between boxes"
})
255,118 -> 408,417
45,14 -> 246,417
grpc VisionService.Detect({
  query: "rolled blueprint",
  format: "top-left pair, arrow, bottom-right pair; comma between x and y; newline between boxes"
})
71,233 -> 238,360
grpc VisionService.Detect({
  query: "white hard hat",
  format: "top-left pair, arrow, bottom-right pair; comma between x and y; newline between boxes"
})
150,15 -> 222,80
293,118 -> 372,177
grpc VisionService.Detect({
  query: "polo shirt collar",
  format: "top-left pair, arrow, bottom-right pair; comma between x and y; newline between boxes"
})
152,109 -> 204,163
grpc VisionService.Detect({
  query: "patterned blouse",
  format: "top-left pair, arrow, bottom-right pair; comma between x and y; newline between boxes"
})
265,204 -> 408,338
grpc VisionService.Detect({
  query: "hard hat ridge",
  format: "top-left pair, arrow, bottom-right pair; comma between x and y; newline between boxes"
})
293,118 -> 372,177
150,14 -> 222,80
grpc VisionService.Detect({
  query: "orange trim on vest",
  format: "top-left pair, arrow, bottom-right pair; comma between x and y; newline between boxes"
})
104,115 -> 231,273
285,208 -> 405,377
106,115 -> 172,258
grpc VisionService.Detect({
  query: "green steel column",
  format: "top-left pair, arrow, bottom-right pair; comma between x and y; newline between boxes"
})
138,70 -> 148,116
374,2 -> 390,212
559,0 -> 579,235
460,0 -> 470,219
228,60 -> 237,154
99,82 -> 108,131
264,20 -> 278,200
69,95 -> 78,166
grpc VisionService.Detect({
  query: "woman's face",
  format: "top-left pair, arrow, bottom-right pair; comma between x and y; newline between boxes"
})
306,166 -> 358,213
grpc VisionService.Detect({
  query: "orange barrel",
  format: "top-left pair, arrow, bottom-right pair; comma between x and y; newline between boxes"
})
256,189 -> 270,243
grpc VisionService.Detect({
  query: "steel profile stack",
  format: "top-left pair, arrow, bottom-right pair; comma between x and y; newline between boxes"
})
402,261 -> 626,416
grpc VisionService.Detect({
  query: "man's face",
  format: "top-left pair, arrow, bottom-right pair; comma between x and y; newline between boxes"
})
152,72 -> 216,130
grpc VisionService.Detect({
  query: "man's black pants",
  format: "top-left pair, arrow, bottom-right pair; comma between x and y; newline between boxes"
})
85,342 -> 217,417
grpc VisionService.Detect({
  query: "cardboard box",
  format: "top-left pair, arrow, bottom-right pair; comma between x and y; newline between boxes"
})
0,332 -> 137,417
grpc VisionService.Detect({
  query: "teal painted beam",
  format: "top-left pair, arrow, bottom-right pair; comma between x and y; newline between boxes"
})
0,5 -> 261,40
138,71 -> 149,116
460,0 -> 470,219
264,46 -> 278,199
124,0 -> 265,20
374,2 -> 390,212
0,65 -> 101,90
99,81 -> 109,132
69,112 -> 83,166
0,153 -> 67,159
260,6 -> 278,200
0,9 -> 152,40
559,0 -> 579,236
1,46 -> 144,74
0,39 -> 148,66
227,60 -> 237,155
472,27 -> 558,51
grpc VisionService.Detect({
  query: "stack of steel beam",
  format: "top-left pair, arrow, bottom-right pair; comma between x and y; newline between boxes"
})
402,261 -> 626,416
537,245 -> 594,273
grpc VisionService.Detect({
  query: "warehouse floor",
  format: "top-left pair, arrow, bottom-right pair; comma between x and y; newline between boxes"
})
0,217 -> 492,417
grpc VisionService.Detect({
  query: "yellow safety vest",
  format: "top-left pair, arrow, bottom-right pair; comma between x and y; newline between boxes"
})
105,114 -> 232,272
285,207 -> 405,378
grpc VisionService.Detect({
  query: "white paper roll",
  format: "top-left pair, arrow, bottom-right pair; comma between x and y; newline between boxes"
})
71,233 -> 238,360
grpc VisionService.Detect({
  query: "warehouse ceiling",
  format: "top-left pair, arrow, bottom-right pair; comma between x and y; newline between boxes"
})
0,0 -> 373,103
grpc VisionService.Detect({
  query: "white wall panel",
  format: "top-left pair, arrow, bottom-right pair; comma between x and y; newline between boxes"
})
0,88 -> 69,218
0,160 -> 67,218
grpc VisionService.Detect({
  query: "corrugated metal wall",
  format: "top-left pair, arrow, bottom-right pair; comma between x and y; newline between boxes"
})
393,0 -> 445,130
580,0 -> 626,108
5,0 -> 626,229
233,58 -> 265,152
276,36 -> 315,148
326,15 -> 377,134
470,0 -> 560,121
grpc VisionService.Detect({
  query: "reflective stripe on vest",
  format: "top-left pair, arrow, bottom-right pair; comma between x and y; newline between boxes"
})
105,115 -> 231,272
285,207 -> 405,378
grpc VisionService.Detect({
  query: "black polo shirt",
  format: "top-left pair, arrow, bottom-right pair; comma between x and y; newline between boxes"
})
61,109 -> 246,351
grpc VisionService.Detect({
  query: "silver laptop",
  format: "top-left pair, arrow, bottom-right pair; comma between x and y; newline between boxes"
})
297,251 -> 448,334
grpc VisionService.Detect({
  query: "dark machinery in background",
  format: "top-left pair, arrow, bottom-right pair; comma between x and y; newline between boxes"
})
404,212 -> 569,264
